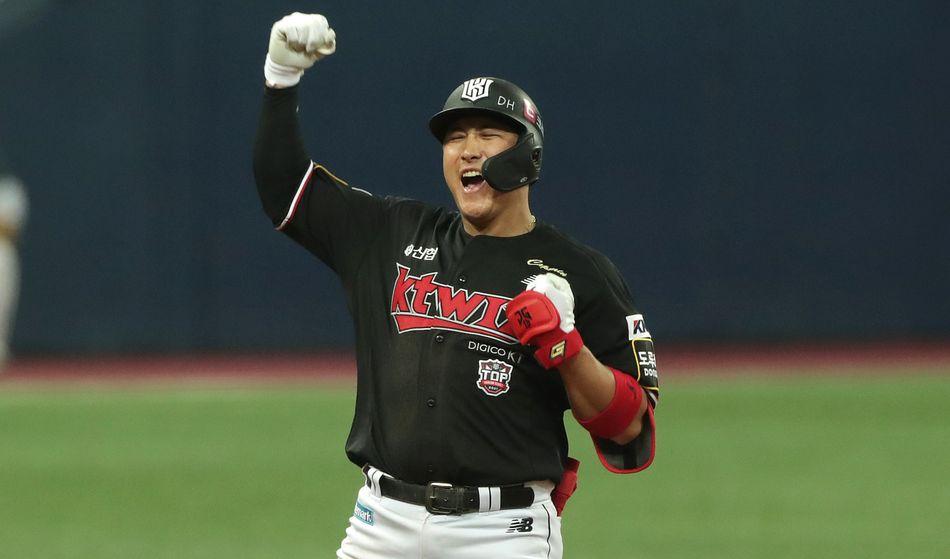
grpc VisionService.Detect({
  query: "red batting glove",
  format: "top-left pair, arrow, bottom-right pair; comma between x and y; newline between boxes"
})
505,274 -> 584,369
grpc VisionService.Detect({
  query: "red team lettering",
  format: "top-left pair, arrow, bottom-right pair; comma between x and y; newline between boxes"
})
390,264 -> 516,344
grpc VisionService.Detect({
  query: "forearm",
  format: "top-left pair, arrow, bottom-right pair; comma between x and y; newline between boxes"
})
559,347 -> 648,445
253,85 -> 313,225
504,274 -> 649,445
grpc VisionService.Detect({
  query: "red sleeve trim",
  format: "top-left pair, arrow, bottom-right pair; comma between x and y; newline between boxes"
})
276,162 -> 316,231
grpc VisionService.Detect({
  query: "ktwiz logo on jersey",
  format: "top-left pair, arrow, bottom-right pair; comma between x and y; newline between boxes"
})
391,264 -> 516,344
460,78 -> 494,102
476,359 -> 513,397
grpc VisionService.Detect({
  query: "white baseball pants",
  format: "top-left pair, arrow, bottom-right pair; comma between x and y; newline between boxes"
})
336,470 -> 563,559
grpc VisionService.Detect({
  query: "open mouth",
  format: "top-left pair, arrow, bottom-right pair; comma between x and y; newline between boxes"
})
461,170 -> 487,192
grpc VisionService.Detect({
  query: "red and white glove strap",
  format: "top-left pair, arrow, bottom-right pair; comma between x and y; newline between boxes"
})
505,290 -> 584,369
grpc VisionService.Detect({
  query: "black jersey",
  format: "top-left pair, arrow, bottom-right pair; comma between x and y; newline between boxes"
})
254,86 -> 659,487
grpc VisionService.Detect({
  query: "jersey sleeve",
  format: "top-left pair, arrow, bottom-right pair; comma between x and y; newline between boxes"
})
275,163 -> 397,282
575,255 -> 660,474
253,85 -> 396,283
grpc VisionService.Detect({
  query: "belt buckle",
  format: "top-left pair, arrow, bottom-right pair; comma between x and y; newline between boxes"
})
425,482 -> 461,515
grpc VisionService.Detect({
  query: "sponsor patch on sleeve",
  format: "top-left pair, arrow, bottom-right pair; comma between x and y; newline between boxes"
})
626,314 -> 651,340
633,339 -> 658,382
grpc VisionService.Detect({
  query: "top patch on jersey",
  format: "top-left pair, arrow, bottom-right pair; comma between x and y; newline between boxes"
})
476,359 -> 513,397
626,314 -> 651,340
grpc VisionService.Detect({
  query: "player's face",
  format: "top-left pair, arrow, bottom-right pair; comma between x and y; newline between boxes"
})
442,116 -> 523,232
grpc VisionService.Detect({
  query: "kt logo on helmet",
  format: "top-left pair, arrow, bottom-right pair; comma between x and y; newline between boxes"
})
390,264 -> 516,344
460,78 -> 494,102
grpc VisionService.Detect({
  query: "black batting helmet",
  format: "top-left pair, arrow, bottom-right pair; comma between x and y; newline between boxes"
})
429,77 -> 544,192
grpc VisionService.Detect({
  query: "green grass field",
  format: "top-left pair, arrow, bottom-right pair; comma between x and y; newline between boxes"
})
2,371 -> 948,558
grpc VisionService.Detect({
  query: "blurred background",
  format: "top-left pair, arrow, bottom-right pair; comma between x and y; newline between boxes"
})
0,2 -> 948,558
1,0 -> 947,354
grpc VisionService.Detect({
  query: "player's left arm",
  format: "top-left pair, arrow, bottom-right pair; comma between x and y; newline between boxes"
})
557,347 -> 647,444
505,268 -> 659,473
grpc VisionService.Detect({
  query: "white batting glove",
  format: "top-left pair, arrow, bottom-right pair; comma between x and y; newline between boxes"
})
264,13 -> 337,88
526,273 -> 576,333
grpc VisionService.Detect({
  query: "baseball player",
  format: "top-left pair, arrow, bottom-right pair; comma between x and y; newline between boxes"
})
0,156 -> 27,370
253,13 -> 659,559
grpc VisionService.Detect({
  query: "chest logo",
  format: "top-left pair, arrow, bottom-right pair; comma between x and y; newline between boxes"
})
476,359 -> 513,397
404,244 -> 438,261
391,264 -> 516,344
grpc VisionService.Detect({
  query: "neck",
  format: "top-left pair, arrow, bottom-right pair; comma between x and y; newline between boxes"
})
462,206 -> 535,237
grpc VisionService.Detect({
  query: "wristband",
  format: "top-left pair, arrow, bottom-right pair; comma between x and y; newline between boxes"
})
531,328 -> 584,369
576,368 -> 643,439
264,54 -> 304,88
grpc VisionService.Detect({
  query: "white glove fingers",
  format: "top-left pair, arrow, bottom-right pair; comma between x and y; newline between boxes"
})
525,273 -> 576,333
318,28 -> 337,54
265,12 -> 336,86
285,26 -> 304,50
548,275 -> 575,306
525,274 -> 550,292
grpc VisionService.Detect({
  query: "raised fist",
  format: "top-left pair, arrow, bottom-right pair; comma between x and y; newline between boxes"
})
264,13 -> 337,87
505,273 -> 584,369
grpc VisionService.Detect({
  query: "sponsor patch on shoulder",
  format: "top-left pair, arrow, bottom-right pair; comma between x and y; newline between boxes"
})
626,314 -> 651,340
354,501 -> 375,525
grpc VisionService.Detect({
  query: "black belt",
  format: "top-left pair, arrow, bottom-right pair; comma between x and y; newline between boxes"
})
364,467 -> 535,515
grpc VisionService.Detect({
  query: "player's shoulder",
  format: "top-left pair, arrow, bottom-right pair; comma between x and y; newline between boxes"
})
312,164 -> 446,219
535,223 -> 624,281
386,196 -> 454,225
366,191 -> 458,238
533,222 -> 636,308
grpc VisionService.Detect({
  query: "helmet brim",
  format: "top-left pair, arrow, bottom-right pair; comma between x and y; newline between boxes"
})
428,107 -> 526,143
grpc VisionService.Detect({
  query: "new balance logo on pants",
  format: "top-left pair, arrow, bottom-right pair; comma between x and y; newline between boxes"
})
506,517 -> 534,533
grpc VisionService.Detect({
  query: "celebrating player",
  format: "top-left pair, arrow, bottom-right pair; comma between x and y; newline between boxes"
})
253,13 -> 660,559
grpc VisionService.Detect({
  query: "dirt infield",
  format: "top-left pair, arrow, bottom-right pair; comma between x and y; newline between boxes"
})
1,341 -> 947,387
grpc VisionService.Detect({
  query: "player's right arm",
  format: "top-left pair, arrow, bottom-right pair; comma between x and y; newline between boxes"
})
253,14 -> 390,280
253,12 -> 336,228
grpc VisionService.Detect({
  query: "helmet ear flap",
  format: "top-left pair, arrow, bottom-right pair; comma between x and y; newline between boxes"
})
482,133 -> 543,191
531,147 -> 542,169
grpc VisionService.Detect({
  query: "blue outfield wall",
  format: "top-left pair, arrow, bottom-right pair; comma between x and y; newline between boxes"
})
0,1 -> 947,353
